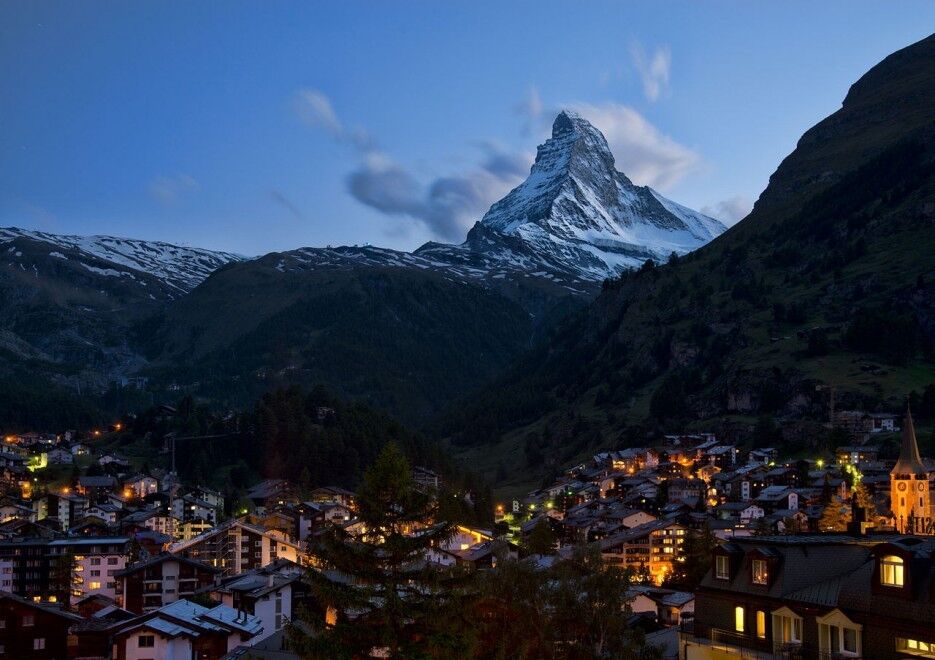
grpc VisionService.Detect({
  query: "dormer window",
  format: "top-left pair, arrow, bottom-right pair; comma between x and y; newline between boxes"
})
880,555 -> 904,587
752,559 -> 768,585
716,555 -> 730,580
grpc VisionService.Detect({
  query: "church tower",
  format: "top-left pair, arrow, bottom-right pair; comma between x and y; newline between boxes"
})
890,406 -> 931,534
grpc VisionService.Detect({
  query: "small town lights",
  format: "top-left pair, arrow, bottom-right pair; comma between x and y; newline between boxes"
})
92,430 -> 101,437
114,422 -> 122,431
816,458 -> 824,469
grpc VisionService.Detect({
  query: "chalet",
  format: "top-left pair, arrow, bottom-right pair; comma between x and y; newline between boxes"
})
70,443 -> 90,456
121,508 -> 180,538
0,499 -> 35,523
704,445 -> 739,469
747,448 -> 778,465
412,466 -> 442,492
627,586 -> 694,626
207,559 -> 308,644
98,454 -> 131,469
308,486 -> 356,508
111,599 -> 262,659
836,445 -> 881,466
115,553 -> 219,613
246,479 -> 300,513
175,494 -> 217,524
598,519 -> 687,584
0,536 -> 129,604
683,535 -> 935,660
78,475 -> 118,501
169,519 -> 304,576
123,474 -> 159,499
179,518 -> 214,541
668,478 -> 706,506
453,539 -> 518,569
754,486 -> 800,513
190,485 -> 224,511
46,447 -> 73,464
0,590 -> 83,659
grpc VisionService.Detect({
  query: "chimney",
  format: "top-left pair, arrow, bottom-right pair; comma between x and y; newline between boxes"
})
268,574 -> 274,588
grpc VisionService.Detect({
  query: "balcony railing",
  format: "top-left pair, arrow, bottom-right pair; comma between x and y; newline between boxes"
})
680,622 -> 860,660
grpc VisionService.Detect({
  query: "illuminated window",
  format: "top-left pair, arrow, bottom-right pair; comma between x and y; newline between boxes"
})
880,555 -> 904,587
773,610 -> 802,644
752,559 -> 768,585
756,611 -> 766,639
716,555 -> 730,580
734,606 -> 745,633
89,581 -> 102,590
898,638 -> 935,657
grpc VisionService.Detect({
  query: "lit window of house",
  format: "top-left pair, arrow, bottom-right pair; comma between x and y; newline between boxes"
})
772,607 -> 803,645
756,611 -> 766,639
898,638 -> 935,657
734,606 -> 745,633
880,555 -> 904,587
716,555 -> 730,580
752,559 -> 768,585
818,610 -> 861,657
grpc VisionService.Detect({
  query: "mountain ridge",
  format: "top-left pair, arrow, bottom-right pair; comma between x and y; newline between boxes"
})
442,32 -> 935,491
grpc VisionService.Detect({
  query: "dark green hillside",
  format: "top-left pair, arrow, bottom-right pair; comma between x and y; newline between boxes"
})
442,33 -> 935,491
141,261 -> 535,423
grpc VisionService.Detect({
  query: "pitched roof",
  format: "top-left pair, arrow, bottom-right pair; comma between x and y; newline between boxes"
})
892,407 -> 927,477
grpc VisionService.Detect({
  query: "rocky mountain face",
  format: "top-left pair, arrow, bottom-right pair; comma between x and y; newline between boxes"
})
417,111 -> 724,286
442,34 -> 935,491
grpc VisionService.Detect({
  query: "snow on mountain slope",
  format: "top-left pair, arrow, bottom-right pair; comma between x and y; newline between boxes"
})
450,110 -> 727,280
267,111 -> 725,295
0,227 -> 244,293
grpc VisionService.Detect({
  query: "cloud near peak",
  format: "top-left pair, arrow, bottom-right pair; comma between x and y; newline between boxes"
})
565,102 -> 699,190
149,174 -> 199,205
630,42 -> 671,102
296,88 -> 529,242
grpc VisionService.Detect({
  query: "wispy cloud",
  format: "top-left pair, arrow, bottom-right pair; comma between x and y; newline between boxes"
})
630,42 -> 671,102
346,145 -> 527,241
295,89 -> 372,151
514,86 -> 543,135
269,189 -> 304,220
296,89 -> 529,241
565,102 -> 698,190
148,174 -> 199,205
701,195 -> 753,225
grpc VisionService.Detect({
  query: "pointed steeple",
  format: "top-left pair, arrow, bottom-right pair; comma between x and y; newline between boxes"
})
892,405 -> 927,477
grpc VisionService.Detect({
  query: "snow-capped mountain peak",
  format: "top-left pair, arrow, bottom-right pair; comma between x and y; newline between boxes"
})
440,111 -> 727,282
0,227 -> 244,294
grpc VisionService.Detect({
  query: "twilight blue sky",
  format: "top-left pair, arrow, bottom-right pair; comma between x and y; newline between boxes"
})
1,2 -> 933,255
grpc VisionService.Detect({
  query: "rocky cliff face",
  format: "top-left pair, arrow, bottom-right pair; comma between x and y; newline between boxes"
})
415,111 -> 725,288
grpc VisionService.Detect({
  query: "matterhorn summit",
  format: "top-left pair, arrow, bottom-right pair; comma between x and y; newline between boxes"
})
417,111 -> 725,285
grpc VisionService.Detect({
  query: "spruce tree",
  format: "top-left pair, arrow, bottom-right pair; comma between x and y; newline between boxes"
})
296,442 -> 471,658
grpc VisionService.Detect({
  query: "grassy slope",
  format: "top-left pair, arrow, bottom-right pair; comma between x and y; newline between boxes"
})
445,34 -> 935,496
